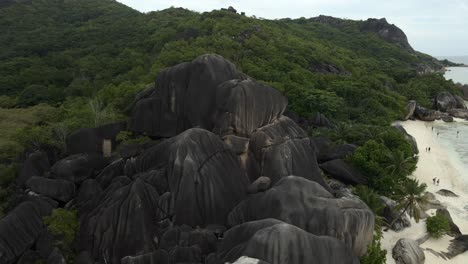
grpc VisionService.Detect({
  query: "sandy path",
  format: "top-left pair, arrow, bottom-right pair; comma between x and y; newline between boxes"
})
380,120 -> 468,263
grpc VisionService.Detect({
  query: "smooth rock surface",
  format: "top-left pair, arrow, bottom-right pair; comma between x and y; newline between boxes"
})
392,238 -> 425,264
227,176 -> 374,256
319,159 -> 367,185
214,219 -> 360,264
16,151 -> 50,186
50,153 -> 108,183
26,176 -> 75,202
135,128 -> 250,227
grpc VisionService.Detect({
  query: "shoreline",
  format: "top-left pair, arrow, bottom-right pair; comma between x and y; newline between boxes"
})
381,119 -> 468,263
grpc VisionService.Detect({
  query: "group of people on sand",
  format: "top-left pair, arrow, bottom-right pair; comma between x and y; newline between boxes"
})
425,147 -> 431,152
433,177 -> 440,186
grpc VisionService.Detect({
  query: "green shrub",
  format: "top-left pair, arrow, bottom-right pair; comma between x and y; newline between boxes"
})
43,208 -> 79,262
426,214 -> 450,238
360,234 -> 387,264
116,131 -> 151,145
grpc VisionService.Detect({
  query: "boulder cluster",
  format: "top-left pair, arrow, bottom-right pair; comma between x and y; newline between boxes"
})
403,91 -> 468,122
0,54 -> 374,264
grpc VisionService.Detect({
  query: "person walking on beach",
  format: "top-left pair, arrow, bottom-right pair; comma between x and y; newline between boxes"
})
432,126 -> 434,131
433,177 -> 436,185
428,147 -> 431,152
457,131 -> 459,137
437,179 -> 440,186
437,132 -> 440,137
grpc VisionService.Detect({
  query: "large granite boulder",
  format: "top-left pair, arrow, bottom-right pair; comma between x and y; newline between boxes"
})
436,189 -> 458,197
26,176 -> 75,203
309,112 -> 333,128
393,124 -> 419,154
436,208 -> 462,237
212,79 -> 287,137
311,137 -> 357,163
319,159 -> 367,185
129,54 -> 245,137
78,179 -> 160,264
444,235 -> 468,259
135,128 -> 250,227
249,116 -> 330,191
66,122 -> 127,155
403,100 -> 416,120
227,176 -> 374,256
121,250 -> 169,264
16,151 -> 50,186
392,238 -> 425,264
96,158 -> 125,189
50,153 -> 109,183
0,199 -> 54,264
212,219 -> 360,264
447,108 -> 468,119
435,92 -> 466,112
414,105 -> 438,121
380,196 -> 411,231
360,18 -> 415,53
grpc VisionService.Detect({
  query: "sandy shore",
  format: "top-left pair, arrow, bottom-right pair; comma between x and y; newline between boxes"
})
381,120 -> 468,263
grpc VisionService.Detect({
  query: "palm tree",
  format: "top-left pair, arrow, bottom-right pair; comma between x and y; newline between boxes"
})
384,150 -> 417,178
390,178 -> 428,226
353,185 -> 385,234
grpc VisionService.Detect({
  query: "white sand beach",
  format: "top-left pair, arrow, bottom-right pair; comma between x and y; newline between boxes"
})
381,119 -> 468,263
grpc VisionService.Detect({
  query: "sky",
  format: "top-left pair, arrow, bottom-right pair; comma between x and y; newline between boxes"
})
116,0 -> 468,57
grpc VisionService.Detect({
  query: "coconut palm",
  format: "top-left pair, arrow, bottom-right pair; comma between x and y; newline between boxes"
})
384,150 -> 417,178
391,178 -> 428,225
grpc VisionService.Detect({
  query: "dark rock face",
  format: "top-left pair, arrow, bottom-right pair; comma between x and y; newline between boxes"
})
435,92 -> 467,112
436,208 -> 462,237
442,115 -> 454,122
47,247 -> 66,264
135,128 -> 250,227
403,100 -> 416,120
414,105 -> 438,121
310,112 -> 333,128
448,108 -> 468,119
310,63 -> 351,76
392,238 -> 425,264
249,116 -> 330,191
96,158 -> 125,189
458,83 -> 468,100
66,122 -> 127,155
75,179 -> 102,208
78,179 -> 160,264
16,151 -> 50,186
436,189 -> 459,197
26,176 -> 75,202
380,196 -> 410,231
361,18 -> 414,53
0,200 -> 53,264
319,159 -> 367,185
227,176 -> 374,256
212,79 -> 287,137
312,138 -> 357,163
444,235 -> 468,259
129,54 -> 245,137
393,124 -> 419,154
121,250 -> 169,264
50,153 -> 108,183
213,219 -> 360,264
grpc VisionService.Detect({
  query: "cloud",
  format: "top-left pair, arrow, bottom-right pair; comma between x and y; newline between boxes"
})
117,0 -> 468,56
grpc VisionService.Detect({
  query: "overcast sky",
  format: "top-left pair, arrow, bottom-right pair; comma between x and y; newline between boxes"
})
117,0 -> 468,56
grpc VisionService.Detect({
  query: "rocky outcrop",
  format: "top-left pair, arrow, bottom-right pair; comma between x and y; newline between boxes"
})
436,208 -> 462,237
392,238 -> 425,264
227,176 -> 374,256
437,189 -> 459,197
121,250 -> 168,264
78,179 -> 160,263
380,196 -> 411,231
0,199 -> 54,264
231,256 -> 270,264
442,116 -> 454,122
135,128 -> 250,227
435,92 -> 467,112
403,100 -> 416,121
50,153 -> 108,183
129,54 -> 246,137
26,176 -> 75,203
249,116 -> 330,191
393,124 -> 419,154
444,235 -> 468,259
213,219 -> 360,264
414,105 -> 439,121
457,83 -> 468,100
310,112 -> 333,128
319,159 -> 367,185
16,151 -> 50,186
312,137 -> 357,163
360,18 -> 414,53
66,122 -> 127,155
212,79 -> 287,137
447,109 -> 468,119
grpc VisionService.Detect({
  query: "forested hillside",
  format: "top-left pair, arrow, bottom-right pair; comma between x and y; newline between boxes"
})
0,1 -> 464,263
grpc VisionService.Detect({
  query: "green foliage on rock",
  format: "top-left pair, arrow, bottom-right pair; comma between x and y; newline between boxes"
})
360,234 -> 387,264
43,208 -> 79,262
116,131 -> 151,145
426,214 -> 450,238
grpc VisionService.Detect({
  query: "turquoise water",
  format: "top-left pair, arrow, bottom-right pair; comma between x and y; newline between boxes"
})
445,67 -> 468,85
